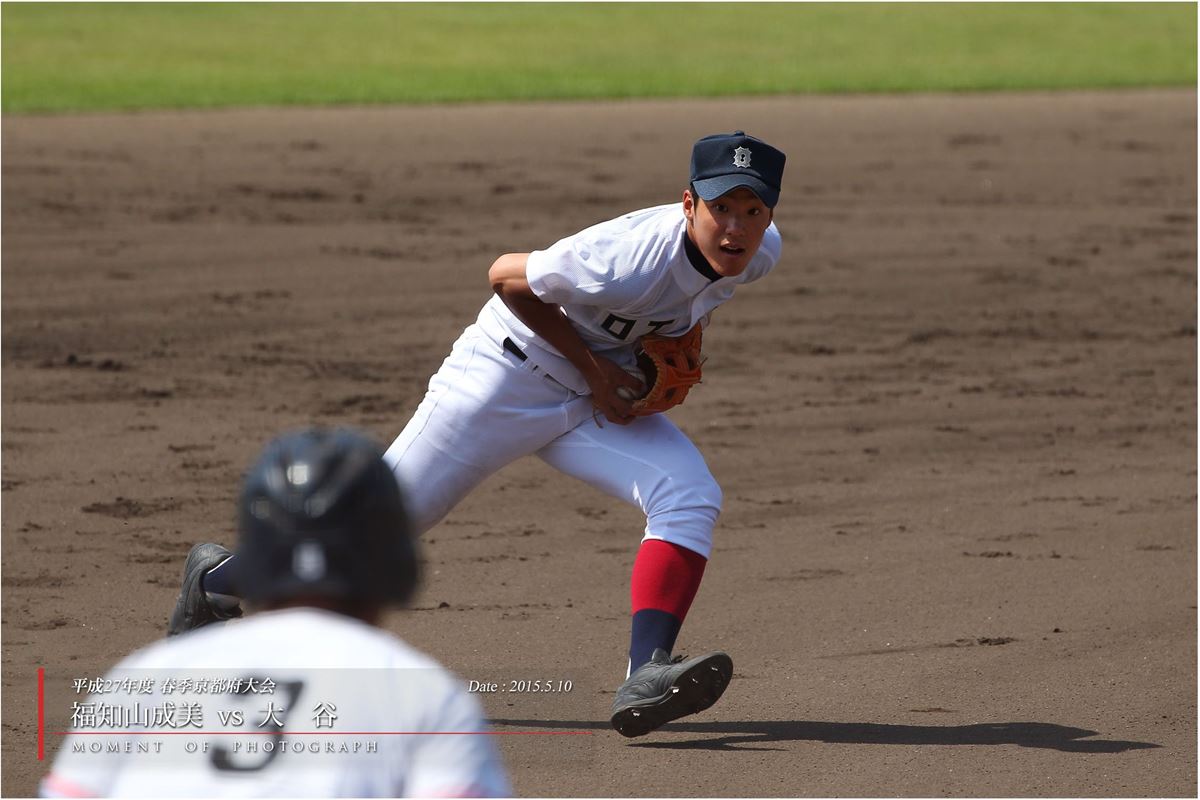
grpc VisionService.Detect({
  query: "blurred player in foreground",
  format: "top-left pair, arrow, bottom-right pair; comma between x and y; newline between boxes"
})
43,429 -> 510,798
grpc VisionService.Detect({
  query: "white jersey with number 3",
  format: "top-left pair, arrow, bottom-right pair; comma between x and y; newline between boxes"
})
41,608 -> 510,798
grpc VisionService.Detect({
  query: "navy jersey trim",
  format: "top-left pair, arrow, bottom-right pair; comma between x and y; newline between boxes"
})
682,230 -> 722,282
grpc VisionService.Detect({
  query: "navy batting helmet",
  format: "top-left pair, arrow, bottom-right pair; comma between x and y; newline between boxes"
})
231,428 -> 419,607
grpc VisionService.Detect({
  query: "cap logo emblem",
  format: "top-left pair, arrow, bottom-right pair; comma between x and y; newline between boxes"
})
732,146 -> 752,169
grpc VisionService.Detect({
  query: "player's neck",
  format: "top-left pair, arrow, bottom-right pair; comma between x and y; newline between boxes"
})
261,598 -> 383,626
682,227 -> 722,282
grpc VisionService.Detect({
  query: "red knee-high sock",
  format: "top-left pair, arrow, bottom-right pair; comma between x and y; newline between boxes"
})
628,539 -> 708,672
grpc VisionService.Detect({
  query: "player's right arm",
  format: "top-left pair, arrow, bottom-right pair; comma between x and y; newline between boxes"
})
489,253 -> 643,425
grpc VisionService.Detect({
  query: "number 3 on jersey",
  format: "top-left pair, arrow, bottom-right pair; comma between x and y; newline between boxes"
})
210,679 -> 304,772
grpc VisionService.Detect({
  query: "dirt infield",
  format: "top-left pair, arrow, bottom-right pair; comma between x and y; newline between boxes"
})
3,89 -> 1195,796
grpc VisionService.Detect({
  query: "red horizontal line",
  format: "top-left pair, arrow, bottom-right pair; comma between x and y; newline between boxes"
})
52,730 -> 592,736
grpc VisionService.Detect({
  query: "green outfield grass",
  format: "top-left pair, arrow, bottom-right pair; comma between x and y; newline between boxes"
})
2,3 -> 1195,113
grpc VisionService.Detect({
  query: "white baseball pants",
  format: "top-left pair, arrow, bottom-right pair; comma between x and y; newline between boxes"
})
383,324 -> 721,558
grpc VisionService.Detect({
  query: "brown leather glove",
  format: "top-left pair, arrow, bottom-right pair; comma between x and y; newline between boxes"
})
630,323 -> 703,416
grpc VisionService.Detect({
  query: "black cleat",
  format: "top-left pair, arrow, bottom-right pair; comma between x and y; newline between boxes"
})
610,648 -> 732,738
167,543 -> 241,637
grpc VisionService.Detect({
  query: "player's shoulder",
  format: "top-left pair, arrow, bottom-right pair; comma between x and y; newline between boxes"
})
252,608 -> 450,670
741,221 -> 783,284
275,608 -> 448,665
530,203 -> 684,308
615,202 -> 686,231
586,201 -> 681,230
574,203 -> 683,249
123,608 -> 445,672
762,220 -> 783,259
585,203 -> 685,277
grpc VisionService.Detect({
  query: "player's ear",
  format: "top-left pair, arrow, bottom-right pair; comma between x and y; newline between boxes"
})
682,188 -> 695,221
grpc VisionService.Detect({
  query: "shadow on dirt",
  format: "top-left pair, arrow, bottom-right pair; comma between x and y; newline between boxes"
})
489,718 -> 1160,753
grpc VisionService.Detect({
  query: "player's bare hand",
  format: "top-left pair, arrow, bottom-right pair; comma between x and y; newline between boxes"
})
585,357 -> 645,426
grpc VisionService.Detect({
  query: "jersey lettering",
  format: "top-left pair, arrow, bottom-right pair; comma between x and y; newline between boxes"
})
600,313 -> 636,340
646,320 -> 674,335
600,315 -> 677,341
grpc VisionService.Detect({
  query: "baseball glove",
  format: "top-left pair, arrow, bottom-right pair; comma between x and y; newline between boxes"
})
630,323 -> 704,416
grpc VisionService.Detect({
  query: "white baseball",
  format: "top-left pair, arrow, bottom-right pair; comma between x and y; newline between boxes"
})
617,367 -> 646,401
616,386 -> 640,401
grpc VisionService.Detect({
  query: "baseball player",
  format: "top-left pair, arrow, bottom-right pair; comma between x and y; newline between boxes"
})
46,430 -> 510,798
170,131 -> 786,738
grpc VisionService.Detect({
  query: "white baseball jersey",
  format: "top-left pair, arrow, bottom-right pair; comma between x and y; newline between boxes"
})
477,202 -> 782,393
385,201 -> 782,558
41,608 -> 510,798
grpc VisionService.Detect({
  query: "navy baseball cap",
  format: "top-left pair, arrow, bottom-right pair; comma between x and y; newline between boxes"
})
689,131 -> 786,208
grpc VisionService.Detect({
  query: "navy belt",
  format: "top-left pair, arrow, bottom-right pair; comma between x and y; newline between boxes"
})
502,337 -> 527,362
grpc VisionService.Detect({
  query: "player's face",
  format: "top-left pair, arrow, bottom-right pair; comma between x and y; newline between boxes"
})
683,187 -> 773,277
